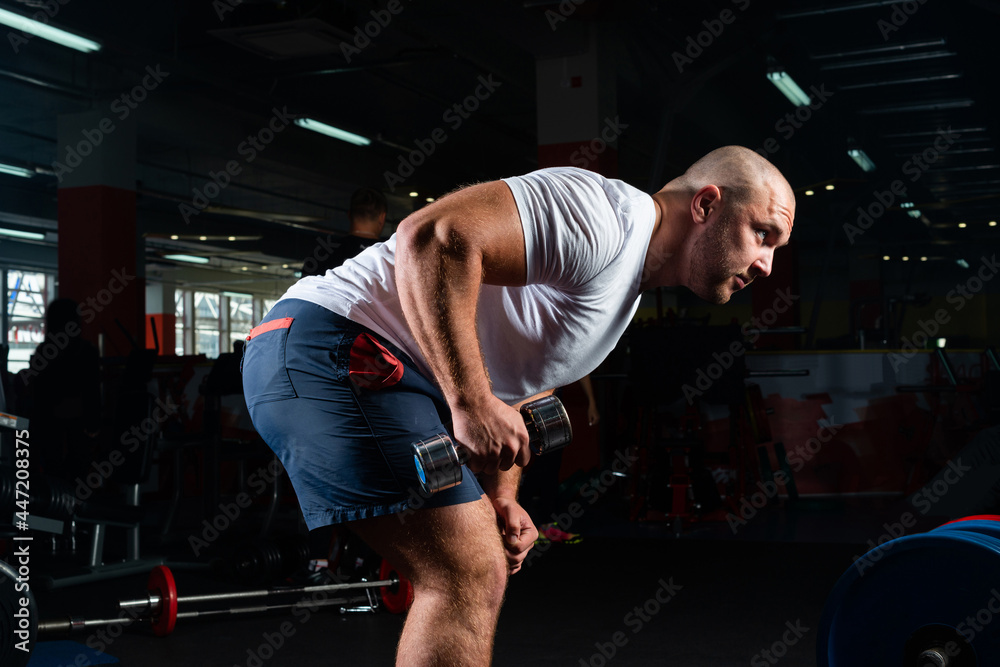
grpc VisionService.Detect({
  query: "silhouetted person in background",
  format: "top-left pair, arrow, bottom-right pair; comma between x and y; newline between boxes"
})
302,187 -> 387,277
18,298 -> 102,479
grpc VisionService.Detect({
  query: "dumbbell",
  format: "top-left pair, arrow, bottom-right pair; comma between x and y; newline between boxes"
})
412,394 -> 572,494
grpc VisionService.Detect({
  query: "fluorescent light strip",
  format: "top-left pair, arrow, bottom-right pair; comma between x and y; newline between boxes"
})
0,162 -> 34,178
0,227 -> 45,241
164,254 -> 210,265
0,7 -> 100,53
848,148 -> 877,173
294,118 -> 370,146
767,70 -> 811,107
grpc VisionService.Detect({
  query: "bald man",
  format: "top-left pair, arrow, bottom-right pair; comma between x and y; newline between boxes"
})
241,146 -> 795,666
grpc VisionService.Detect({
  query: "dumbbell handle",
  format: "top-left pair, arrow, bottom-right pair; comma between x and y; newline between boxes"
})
412,395 -> 572,494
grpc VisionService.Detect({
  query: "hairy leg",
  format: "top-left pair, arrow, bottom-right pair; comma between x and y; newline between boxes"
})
348,496 -> 508,667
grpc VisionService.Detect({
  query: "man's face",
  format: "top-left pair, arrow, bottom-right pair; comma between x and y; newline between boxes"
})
689,189 -> 793,304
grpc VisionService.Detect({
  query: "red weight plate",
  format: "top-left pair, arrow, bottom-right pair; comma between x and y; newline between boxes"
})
379,559 -> 414,614
148,565 -> 178,637
939,514 -> 1000,527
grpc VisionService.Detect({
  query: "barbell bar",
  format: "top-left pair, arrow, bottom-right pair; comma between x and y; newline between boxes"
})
1,560 -> 414,666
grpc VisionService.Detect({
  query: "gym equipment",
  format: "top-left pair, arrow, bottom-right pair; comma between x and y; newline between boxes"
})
227,537 -> 311,585
378,558 -> 414,614
412,395 -> 572,494
818,515 -> 1000,666
0,559 -> 413,665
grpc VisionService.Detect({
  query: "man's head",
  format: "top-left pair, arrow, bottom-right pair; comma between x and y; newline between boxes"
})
658,146 -> 796,304
349,187 -> 388,238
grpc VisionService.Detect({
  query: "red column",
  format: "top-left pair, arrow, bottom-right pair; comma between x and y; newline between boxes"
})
56,109 -> 143,356
535,29 -> 620,178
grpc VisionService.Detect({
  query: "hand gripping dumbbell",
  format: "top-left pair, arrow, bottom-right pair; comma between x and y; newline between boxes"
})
412,395 -> 573,494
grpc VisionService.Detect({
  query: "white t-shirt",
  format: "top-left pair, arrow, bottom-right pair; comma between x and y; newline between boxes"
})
279,167 -> 657,403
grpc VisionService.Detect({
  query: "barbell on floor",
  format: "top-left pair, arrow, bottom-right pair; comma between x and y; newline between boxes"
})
1,560 -> 414,667
818,514 -> 1000,667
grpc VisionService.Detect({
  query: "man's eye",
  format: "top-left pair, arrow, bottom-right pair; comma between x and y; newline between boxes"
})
755,229 -> 768,240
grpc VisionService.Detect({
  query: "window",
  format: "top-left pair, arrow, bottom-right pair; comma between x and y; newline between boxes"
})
175,289 -> 187,356
228,294 -> 253,353
193,291 -> 221,359
6,270 -> 54,373
171,290 -> 281,359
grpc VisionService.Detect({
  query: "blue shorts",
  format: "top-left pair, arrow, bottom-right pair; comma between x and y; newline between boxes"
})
240,298 -> 484,529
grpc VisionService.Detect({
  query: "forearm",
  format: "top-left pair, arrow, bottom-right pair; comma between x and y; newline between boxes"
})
479,466 -> 522,501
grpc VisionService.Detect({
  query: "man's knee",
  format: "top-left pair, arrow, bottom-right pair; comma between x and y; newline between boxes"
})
417,541 -> 508,606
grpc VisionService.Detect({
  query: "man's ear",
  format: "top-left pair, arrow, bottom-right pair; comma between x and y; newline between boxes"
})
690,185 -> 721,225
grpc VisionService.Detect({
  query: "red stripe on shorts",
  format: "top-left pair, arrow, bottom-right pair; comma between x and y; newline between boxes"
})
246,317 -> 294,341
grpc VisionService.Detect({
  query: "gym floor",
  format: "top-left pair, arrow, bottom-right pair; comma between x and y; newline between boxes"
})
32,500 -> 915,667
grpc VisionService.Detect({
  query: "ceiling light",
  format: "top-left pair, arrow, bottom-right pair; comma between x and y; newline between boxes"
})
958,222 -> 967,228
0,162 -> 34,178
920,256 -> 928,262
883,255 -> 890,261
241,266 -> 248,271
164,254 -> 210,264
0,227 -> 45,241
294,118 -> 370,146
170,235 -> 179,240
848,148 -> 877,173
908,210 -> 922,219
199,235 -> 208,240
957,259 -> 970,269
804,190 -> 814,196
990,221 -> 997,227
282,264 -> 289,269
409,191 -> 419,197
902,256 -> 909,261
767,69 -> 811,106
425,197 -> 435,203
228,236 -> 236,241
901,202 -> 915,209
825,184 -> 835,191
0,6 -> 100,53
261,265 -> 268,269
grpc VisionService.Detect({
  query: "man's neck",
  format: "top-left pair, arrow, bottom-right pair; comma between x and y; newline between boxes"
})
640,190 -> 686,291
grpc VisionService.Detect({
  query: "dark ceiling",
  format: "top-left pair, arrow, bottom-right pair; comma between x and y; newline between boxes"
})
0,0 -> 998,291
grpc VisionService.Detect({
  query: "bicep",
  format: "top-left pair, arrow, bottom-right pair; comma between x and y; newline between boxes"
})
396,180 -> 527,287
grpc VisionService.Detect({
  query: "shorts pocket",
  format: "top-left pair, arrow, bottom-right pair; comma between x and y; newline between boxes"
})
349,333 -> 405,390
242,318 -> 297,409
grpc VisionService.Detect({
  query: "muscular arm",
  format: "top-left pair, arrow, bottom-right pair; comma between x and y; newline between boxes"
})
395,181 -> 531,474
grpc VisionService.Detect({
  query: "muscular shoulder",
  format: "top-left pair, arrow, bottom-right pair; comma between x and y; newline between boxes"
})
501,167 -> 652,286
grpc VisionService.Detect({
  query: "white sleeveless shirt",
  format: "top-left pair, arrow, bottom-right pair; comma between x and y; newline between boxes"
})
279,167 -> 657,404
